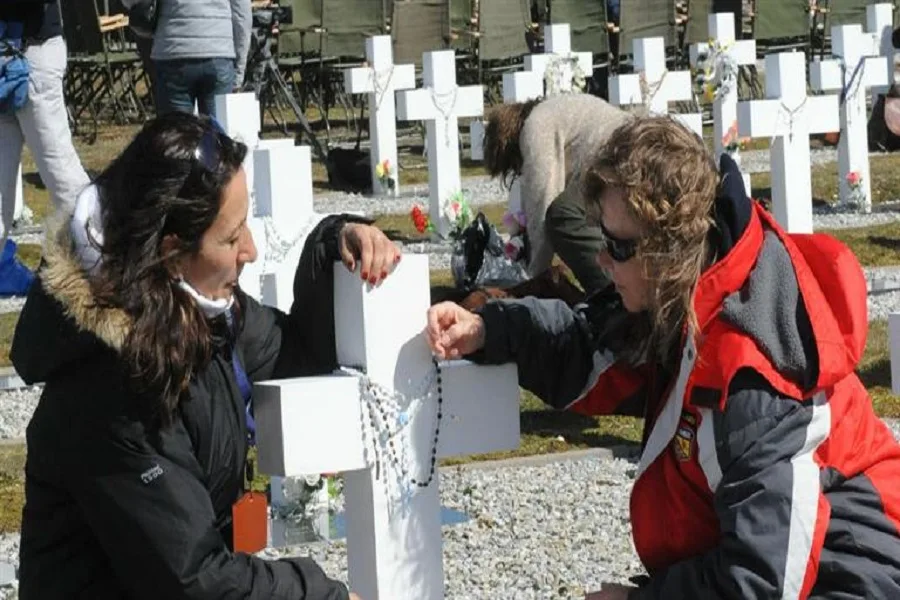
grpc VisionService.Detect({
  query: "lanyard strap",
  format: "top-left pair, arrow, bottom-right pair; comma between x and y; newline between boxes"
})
231,350 -> 255,446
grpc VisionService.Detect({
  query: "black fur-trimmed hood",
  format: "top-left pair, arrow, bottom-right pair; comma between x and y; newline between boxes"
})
11,212 -> 130,384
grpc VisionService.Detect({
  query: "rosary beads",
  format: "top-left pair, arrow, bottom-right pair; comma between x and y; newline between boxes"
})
354,357 -> 445,494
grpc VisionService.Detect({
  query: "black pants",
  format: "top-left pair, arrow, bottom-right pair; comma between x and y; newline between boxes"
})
545,185 -> 611,296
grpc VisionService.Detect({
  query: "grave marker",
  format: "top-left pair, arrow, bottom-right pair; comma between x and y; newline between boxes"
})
737,52 -> 840,233
609,36 -> 703,138
811,24 -> 890,212
890,312 -> 900,395
254,254 -> 520,600
344,36 -> 416,196
397,51 -> 484,238
867,3 -> 896,106
524,23 -> 593,95
690,13 -> 756,194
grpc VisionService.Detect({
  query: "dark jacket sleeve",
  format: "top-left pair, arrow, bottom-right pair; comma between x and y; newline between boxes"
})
633,370 -> 831,599
474,288 -> 645,414
65,411 -> 349,600
238,213 -> 373,382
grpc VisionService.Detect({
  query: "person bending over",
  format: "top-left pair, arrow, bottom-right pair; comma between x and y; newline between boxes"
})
483,93 -> 632,295
12,112 -> 399,599
431,115 -> 900,598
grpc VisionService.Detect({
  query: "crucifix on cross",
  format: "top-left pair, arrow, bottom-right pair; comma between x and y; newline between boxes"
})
609,36 -> 703,138
397,51 -> 484,238
811,23 -> 891,213
344,36 -> 416,197
738,52 -> 840,233
253,254 -> 520,600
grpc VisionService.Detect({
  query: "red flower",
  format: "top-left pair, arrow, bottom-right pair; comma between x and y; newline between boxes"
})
410,205 -> 430,234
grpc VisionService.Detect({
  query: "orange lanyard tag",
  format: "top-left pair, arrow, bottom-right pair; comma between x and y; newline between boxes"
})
232,491 -> 268,554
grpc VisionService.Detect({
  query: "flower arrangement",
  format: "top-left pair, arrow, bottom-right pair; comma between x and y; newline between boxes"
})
375,159 -> 395,193
694,39 -> 738,104
722,121 -> 750,156
544,56 -> 587,97
502,209 -> 528,262
846,170 -> 865,208
409,191 -> 475,240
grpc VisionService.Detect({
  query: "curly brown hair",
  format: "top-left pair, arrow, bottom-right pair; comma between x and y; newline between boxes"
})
584,115 -> 719,365
483,99 -> 542,188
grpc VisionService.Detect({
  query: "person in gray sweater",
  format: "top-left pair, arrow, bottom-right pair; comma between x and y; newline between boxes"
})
151,0 -> 252,118
484,94 -> 633,295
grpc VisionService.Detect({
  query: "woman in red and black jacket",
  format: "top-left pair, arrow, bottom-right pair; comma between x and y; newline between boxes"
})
427,115 -> 900,599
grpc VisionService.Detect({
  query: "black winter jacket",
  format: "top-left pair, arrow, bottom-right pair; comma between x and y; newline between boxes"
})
10,213 -> 365,600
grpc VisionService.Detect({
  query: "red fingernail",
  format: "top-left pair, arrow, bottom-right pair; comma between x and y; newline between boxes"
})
380,270 -> 387,279
369,277 -> 377,285
361,271 -> 368,280
394,255 -> 401,263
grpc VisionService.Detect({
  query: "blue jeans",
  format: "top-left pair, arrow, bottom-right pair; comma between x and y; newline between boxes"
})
153,57 -> 235,118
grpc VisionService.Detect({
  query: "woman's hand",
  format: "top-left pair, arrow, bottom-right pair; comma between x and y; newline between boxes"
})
339,222 -> 402,285
426,302 -> 486,359
585,583 -> 638,600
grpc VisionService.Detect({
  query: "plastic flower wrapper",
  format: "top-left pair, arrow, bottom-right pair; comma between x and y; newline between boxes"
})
502,209 -> 527,236
443,191 -> 474,236
452,212 -> 529,290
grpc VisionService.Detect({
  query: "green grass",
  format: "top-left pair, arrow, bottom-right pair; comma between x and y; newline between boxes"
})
0,443 -> 26,535
825,222 -> 900,267
751,153 -> 900,207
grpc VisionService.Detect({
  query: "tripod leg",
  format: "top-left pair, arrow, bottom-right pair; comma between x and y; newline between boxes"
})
264,62 -> 329,165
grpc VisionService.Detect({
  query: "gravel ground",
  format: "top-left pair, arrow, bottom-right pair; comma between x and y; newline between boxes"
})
1,421 -> 899,598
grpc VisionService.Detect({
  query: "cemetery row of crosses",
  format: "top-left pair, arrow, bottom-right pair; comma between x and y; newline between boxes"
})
206,6 -> 898,600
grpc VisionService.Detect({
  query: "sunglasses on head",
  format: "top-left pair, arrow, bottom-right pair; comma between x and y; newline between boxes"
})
599,222 -> 639,262
193,116 -> 227,173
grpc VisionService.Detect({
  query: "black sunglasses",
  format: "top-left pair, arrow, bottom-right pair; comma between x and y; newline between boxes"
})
599,222 -> 639,263
193,116 -> 227,173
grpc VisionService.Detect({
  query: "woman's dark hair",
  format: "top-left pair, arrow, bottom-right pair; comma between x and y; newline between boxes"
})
90,112 -> 248,428
483,99 -> 541,188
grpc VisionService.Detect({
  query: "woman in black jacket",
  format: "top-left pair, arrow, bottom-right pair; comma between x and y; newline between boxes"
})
10,112 -> 398,599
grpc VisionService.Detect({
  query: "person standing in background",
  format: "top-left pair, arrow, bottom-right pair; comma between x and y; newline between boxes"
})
0,0 -> 90,296
151,0 -> 252,118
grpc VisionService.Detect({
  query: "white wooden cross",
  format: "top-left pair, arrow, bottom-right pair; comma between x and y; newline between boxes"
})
867,3 -> 896,107
690,12 -> 756,194
215,93 -> 323,311
524,23 -> 593,96
254,254 -> 520,600
609,36 -> 703,138
397,51 -> 484,238
344,36 -> 416,197
811,24 -> 891,213
737,52 -> 840,233
890,312 -> 900,395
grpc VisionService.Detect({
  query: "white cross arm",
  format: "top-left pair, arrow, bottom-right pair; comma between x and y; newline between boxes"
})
396,86 -> 485,122
524,51 -> 593,76
253,360 -> 520,477
810,56 -> 891,94
659,71 -> 695,102
689,38 -> 756,68
608,73 -> 642,106
502,70 -> 544,103
344,64 -> 416,95
737,96 -> 840,137
609,71 -> 695,106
